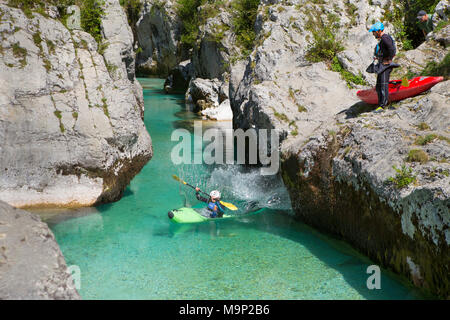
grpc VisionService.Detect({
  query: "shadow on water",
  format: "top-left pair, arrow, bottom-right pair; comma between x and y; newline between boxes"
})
122,187 -> 134,198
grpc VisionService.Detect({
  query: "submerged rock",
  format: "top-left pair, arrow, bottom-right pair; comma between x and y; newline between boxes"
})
0,1 -> 152,208
0,200 -> 80,299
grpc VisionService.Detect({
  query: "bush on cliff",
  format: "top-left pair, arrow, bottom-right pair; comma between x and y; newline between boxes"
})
176,0 -> 224,49
231,0 -> 260,57
387,165 -> 417,189
7,0 -> 105,45
305,11 -> 344,63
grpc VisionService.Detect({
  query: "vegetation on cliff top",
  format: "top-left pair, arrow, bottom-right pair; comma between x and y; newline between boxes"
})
387,164 -> 417,189
175,0 -> 224,49
231,0 -> 260,57
176,0 -> 259,58
7,0 -> 105,45
304,11 -> 344,63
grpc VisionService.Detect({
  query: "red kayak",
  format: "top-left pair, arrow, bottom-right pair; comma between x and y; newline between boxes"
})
357,76 -> 444,105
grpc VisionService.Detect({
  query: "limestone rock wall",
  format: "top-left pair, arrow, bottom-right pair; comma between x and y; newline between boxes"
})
135,0 -> 182,76
0,200 -> 81,299
0,1 -> 152,209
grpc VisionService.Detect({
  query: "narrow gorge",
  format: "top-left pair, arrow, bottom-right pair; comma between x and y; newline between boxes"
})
0,0 -> 448,300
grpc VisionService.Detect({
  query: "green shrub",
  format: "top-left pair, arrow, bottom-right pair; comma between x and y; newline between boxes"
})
33,32 -> 43,51
8,0 -> 107,48
176,0 -> 224,49
273,111 -> 289,123
101,98 -> 109,117
437,135 -> 450,144
54,110 -> 62,119
208,23 -> 230,43
387,164 -> 417,189
415,134 -> 437,145
388,0 -> 440,49
382,1 -> 413,50
331,56 -> 368,87
231,0 -> 260,57
406,149 -> 429,163
46,39 -> 56,54
305,12 -> 344,63
434,19 -> 450,33
416,122 -> 430,130
119,0 -> 143,29
43,57 -> 52,71
297,104 -> 307,112
12,42 -> 27,68
80,0 -> 105,44
344,0 -> 358,26
176,0 -> 203,48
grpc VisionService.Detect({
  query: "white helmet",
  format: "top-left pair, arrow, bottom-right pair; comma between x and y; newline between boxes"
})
210,190 -> 221,199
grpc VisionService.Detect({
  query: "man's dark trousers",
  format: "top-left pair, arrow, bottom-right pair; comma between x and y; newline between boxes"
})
376,67 -> 392,108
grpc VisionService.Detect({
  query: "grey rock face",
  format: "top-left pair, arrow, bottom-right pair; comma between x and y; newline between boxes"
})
0,1 -> 152,208
135,0 -> 181,76
281,80 -> 449,298
0,200 -> 81,299
186,78 -> 225,109
191,4 -> 237,80
231,2 -> 361,138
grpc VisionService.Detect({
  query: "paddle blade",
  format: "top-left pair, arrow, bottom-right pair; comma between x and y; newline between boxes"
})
172,174 -> 186,184
401,77 -> 409,87
220,201 -> 238,211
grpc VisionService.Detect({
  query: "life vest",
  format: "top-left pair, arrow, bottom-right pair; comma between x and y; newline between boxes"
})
374,34 -> 396,60
207,201 -> 224,214
207,201 -> 218,212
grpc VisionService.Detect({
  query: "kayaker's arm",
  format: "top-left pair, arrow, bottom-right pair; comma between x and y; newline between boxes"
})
195,187 -> 209,203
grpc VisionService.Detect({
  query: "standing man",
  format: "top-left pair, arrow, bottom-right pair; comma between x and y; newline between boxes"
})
417,10 -> 434,37
368,22 -> 397,113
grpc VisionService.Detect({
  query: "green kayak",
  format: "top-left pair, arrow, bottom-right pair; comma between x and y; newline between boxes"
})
168,207 -> 232,224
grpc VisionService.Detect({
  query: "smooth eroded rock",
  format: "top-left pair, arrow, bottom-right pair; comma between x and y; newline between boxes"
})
0,201 -> 80,299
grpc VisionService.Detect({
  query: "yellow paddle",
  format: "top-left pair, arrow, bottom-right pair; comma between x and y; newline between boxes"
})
172,175 -> 238,211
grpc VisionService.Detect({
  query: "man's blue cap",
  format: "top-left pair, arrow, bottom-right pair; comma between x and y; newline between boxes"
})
369,22 -> 384,32
417,10 -> 427,19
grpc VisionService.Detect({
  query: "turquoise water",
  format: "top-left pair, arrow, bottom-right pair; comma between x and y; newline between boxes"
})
46,78 -> 425,299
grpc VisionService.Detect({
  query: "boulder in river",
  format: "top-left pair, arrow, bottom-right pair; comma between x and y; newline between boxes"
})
0,200 -> 81,299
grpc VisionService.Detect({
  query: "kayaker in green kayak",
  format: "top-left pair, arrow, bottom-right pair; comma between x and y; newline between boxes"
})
195,187 -> 225,218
